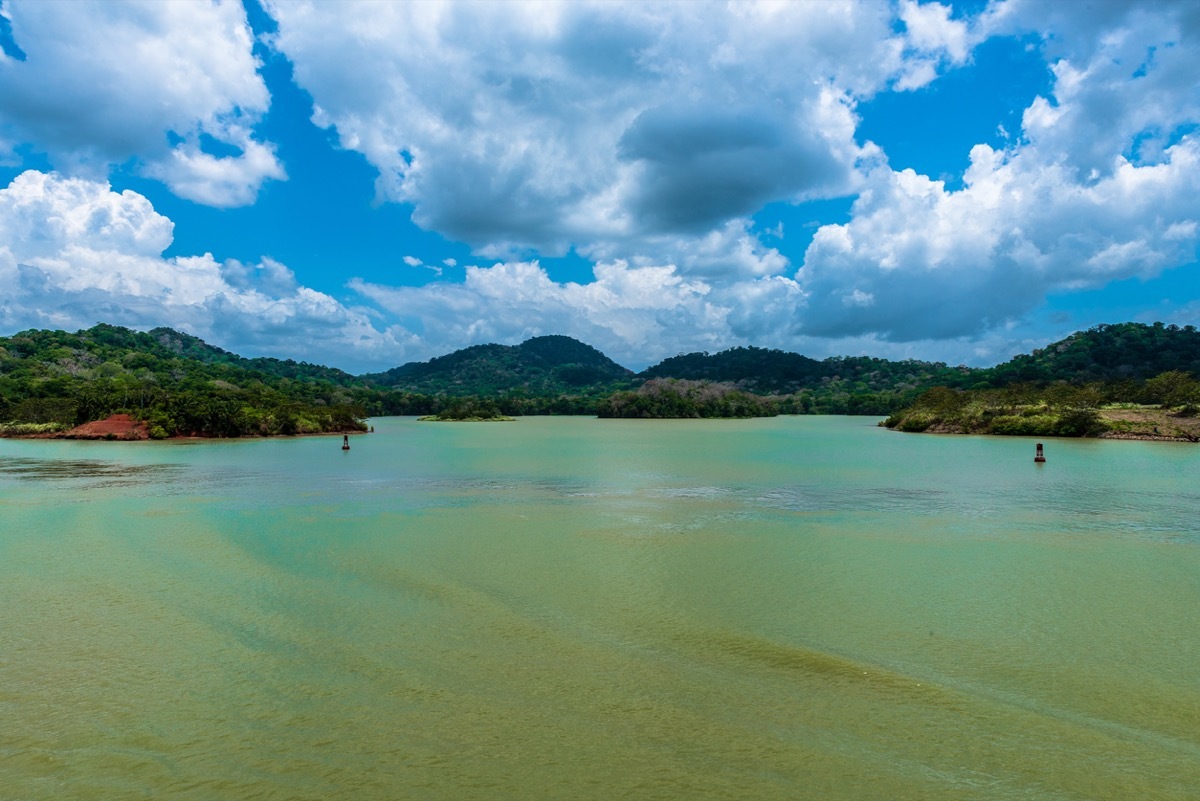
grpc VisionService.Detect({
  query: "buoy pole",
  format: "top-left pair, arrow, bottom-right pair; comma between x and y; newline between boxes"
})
1034,442 -> 1045,463
342,434 -> 350,451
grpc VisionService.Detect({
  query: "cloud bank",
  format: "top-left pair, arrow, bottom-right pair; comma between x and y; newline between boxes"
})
0,0 -> 284,207
0,171 -> 403,370
263,0 -> 969,274
0,1 -> 1197,371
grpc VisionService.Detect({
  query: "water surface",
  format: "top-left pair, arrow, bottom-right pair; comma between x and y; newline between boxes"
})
2,417 -> 1198,800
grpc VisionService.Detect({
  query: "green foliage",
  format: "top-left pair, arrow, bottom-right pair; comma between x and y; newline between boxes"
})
885,387 -> 1109,437
1144,370 -> 1200,407
0,421 -> 70,435
4,321 -> 1198,438
981,323 -> 1200,386
418,398 -> 515,421
640,346 -> 970,406
596,379 -> 778,419
0,324 -> 368,437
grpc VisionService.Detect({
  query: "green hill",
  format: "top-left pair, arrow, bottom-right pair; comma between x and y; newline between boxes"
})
979,322 -> 1200,386
362,334 -> 634,396
0,324 -> 371,437
641,346 -> 970,394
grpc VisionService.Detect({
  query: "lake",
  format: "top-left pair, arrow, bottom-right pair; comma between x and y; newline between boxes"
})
2,416 -> 1198,800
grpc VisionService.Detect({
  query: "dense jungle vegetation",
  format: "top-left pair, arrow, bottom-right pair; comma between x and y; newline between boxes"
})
2,321 -> 1198,432
596,379 -> 779,418
0,325 -> 372,437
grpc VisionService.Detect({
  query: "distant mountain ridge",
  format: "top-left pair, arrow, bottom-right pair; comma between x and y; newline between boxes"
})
3,322 -> 1200,428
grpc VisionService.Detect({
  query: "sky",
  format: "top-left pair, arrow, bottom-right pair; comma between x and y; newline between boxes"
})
0,0 -> 1198,373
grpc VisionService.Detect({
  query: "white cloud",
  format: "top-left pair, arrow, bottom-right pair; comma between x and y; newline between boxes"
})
5,1 -> 1196,372
893,1 -> 977,91
353,259 -> 729,367
798,135 -> 1200,340
0,171 -> 400,370
144,137 -> 285,209
0,0 -> 284,207
794,0 -> 1200,342
1014,5 -> 1200,179
264,0 -> 972,275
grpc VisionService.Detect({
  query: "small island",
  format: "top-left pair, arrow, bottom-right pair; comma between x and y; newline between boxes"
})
419,399 -> 514,422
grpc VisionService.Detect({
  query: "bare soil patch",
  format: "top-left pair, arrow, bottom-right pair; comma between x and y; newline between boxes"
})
63,414 -> 149,440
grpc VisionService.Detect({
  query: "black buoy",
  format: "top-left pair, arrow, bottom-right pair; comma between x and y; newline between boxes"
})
342,434 -> 350,451
1034,442 -> 1045,463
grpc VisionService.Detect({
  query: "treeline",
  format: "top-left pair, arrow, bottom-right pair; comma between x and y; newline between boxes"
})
418,397 -> 514,422
641,345 -> 972,396
0,325 -> 369,437
979,322 -> 1200,386
883,370 -> 1200,437
6,322 -> 1200,434
4,385 -> 367,439
597,379 -> 778,418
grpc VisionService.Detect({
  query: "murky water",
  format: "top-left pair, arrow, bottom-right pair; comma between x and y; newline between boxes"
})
2,416 -> 1198,800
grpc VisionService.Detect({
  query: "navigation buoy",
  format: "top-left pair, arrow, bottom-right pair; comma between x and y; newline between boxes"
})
1034,442 -> 1045,463
342,434 -> 350,451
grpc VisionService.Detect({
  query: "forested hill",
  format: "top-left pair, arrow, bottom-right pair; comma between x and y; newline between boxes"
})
640,346 -> 972,395
0,324 -> 371,437
145,326 -> 362,386
639,323 -> 1200,393
978,322 -> 1200,386
361,335 -> 634,396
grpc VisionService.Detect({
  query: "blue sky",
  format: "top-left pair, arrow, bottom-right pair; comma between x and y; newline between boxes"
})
0,0 -> 1197,372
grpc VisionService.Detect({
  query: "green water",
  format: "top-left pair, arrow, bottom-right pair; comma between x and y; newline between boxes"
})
2,416 -> 1198,800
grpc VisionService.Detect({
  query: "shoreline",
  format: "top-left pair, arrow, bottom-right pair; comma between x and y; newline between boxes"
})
886,406 -> 1200,443
1,414 -> 366,442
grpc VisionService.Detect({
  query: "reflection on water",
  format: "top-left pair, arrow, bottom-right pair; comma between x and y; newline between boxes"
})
0,456 -> 184,483
2,416 -> 1198,801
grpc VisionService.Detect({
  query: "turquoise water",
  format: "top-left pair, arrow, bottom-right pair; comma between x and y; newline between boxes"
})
2,416 -> 1198,800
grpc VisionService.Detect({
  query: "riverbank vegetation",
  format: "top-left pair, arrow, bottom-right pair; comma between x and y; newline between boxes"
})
0,325 -> 368,438
883,371 -> 1200,440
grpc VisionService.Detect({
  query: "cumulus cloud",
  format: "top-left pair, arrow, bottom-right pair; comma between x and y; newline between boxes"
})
796,0 -> 1200,342
1006,0 -> 1200,179
347,256 -> 1046,370
263,0 -> 971,275
799,139 -> 1200,338
5,1 -> 1197,371
0,171 -> 401,370
351,259 -> 725,366
333,0 -> 1200,366
0,0 -> 284,207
